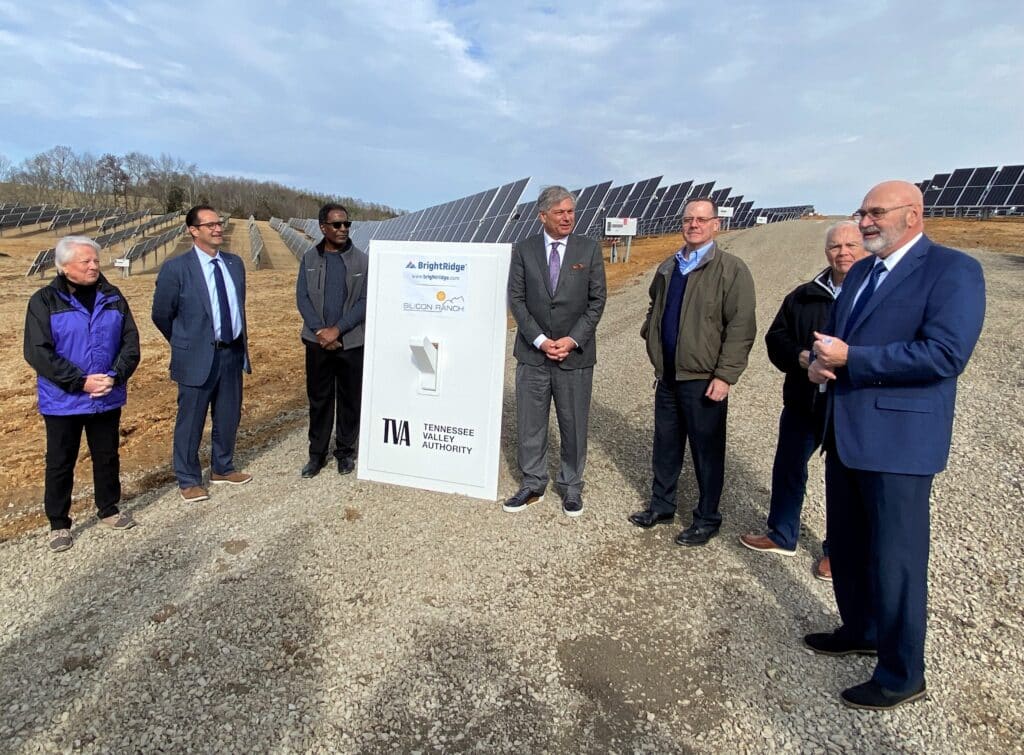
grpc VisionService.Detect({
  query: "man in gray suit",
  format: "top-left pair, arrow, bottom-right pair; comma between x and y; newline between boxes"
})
505,186 -> 607,517
152,205 -> 252,503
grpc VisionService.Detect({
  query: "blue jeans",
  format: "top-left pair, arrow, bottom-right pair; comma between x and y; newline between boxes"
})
766,406 -> 827,553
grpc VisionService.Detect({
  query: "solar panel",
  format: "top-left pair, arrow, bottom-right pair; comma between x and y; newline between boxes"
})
993,165 -> 1024,186
620,176 -> 662,218
967,167 -> 997,187
930,173 -> 951,189
710,187 -> 731,205
982,185 -> 1013,205
1008,185 -> 1024,205
946,168 -> 973,187
935,185 -> 964,206
573,181 -> 613,240
472,177 -> 529,243
956,186 -> 986,206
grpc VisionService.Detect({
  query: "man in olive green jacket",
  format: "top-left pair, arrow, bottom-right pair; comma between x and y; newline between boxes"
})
629,197 -> 756,546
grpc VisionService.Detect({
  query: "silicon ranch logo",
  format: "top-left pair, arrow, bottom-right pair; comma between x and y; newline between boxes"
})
403,292 -> 466,313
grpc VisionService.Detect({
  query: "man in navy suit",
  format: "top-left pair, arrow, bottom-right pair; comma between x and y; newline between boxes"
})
806,181 -> 985,710
152,205 -> 252,502
504,185 -> 606,517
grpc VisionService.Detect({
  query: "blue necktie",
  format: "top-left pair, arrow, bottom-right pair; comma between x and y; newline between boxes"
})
211,258 -> 234,343
843,262 -> 883,339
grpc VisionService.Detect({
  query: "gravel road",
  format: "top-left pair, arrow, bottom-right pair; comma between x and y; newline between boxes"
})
1,219 -> 1021,753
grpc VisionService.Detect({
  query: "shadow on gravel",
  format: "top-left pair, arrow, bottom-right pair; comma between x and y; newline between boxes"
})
0,507 -> 326,750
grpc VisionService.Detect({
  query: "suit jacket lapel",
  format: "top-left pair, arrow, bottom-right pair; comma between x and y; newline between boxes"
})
186,249 -> 215,324
846,235 -> 930,339
533,235 -> 554,297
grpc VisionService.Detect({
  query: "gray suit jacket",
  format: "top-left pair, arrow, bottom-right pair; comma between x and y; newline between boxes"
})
152,248 -> 251,386
508,233 -> 606,369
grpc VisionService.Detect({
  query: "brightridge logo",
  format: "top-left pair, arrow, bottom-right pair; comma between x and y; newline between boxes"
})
416,260 -> 466,273
406,261 -> 416,269
383,417 -> 410,446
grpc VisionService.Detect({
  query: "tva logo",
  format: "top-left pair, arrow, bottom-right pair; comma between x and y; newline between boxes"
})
383,417 -> 410,446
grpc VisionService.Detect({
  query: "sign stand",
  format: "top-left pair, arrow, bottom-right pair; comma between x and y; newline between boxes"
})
357,240 -> 511,500
604,217 -> 637,263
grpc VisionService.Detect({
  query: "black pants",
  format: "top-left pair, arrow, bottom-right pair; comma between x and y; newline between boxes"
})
650,377 -> 727,528
305,341 -> 363,460
43,408 -> 122,530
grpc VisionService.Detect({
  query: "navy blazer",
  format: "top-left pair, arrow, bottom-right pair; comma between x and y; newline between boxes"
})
826,235 -> 985,475
507,233 -> 607,370
152,248 -> 251,387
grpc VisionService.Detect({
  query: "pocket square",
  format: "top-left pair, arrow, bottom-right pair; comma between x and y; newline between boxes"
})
571,263 -> 585,270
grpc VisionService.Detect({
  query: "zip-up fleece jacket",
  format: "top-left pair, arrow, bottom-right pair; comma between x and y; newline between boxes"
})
297,240 -> 368,349
24,273 -> 140,415
764,268 -> 836,415
640,242 -> 756,384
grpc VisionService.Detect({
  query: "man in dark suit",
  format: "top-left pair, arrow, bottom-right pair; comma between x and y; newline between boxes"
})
505,185 -> 606,517
807,180 -> 986,710
152,205 -> 252,502
629,198 -> 756,546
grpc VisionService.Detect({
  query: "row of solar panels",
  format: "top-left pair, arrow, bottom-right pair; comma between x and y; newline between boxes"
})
295,176 -> 812,251
249,216 -> 264,265
269,217 -> 311,260
25,217 -> 186,277
1,203 -> 130,232
917,164 -> 1024,217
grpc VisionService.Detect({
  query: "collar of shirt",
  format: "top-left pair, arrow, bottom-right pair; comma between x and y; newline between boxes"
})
543,231 -> 568,264
877,231 -> 922,274
675,241 -> 713,275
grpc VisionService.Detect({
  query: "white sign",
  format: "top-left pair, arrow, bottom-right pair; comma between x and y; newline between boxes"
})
358,240 -> 511,500
604,217 -> 637,236
756,216 -> 769,225
717,206 -> 734,218
113,258 -> 130,268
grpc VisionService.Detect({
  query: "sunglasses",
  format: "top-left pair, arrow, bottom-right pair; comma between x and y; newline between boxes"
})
325,220 -> 352,229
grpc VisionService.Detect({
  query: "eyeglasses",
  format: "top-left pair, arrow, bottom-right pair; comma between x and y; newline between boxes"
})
193,221 -> 224,229
682,216 -> 717,226
325,220 -> 352,229
852,204 -> 912,221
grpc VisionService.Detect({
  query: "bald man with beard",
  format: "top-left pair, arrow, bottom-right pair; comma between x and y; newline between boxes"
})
805,181 -> 986,710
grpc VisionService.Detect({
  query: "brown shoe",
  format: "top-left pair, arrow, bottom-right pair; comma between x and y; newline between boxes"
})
180,485 -> 210,502
210,471 -> 252,486
101,512 -> 137,530
739,533 -> 796,557
814,556 -> 832,582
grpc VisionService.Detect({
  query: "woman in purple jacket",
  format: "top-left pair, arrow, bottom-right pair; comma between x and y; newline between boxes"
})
23,236 -> 141,553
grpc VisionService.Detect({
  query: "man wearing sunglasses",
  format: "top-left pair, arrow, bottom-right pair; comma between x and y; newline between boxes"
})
152,205 -> 252,503
295,203 -> 368,477
806,180 -> 985,710
630,197 -> 756,547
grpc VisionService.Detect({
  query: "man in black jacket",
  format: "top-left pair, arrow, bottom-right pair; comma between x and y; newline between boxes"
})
739,221 -> 867,577
295,203 -> 368,478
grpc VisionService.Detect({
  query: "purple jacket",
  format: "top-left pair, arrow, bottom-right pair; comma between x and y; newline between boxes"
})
24,274 -> 140,416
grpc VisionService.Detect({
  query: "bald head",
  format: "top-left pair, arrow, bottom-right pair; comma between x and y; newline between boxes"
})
856,180 -> 925,258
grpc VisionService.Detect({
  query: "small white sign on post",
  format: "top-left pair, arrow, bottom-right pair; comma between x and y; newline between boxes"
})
358,240 -> 511,500
604,217 -> 637,236
756,216 -> 769,225
717,206 -> 734,218
112,258 -> 130,268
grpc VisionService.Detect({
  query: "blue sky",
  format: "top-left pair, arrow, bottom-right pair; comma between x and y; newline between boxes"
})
1,0 -> 1021,214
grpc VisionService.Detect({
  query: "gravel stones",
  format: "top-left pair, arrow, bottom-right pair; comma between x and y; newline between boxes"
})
0,220 -> 1020,752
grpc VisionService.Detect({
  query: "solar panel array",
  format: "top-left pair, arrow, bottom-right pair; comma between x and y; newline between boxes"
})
249,216 -> 264,266
100,210 -> 148,232
49,207 -> 120,232
270,217 -> 311,260
917,164 -> 1024,217
125,224 -> 186,262
1,204 -> 60,233
287,173 -> 811,254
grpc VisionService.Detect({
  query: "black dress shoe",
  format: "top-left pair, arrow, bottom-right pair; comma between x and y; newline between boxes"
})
301,457 -> 326,478
803,631 -> 877,657
674,524 -> 720,546
628,510 -> 675,529
337,456 -> 356,475
841,680 -> 926,710
502,486 -> 544,513
562,495 -> 584,518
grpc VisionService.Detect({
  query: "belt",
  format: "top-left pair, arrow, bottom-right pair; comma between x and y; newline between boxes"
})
214,337 -> 240,350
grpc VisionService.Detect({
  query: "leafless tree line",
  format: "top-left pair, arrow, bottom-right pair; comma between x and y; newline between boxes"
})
0,146 -> 400,221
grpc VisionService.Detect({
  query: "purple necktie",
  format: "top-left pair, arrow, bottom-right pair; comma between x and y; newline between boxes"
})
548,241 -> 561,292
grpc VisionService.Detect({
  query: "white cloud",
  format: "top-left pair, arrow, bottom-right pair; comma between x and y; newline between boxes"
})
0,0 -> 1021,214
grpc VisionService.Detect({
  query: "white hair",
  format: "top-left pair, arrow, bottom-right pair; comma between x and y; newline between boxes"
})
54,236 -> 101,272
825,219 -> 860,243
